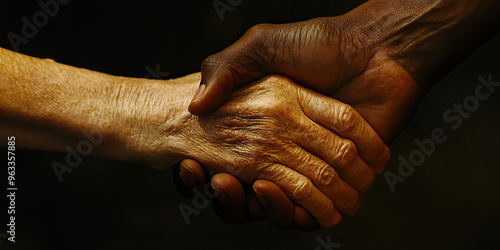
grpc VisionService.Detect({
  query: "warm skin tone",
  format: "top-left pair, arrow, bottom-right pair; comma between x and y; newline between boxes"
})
0,47 -> 389,227
178,0 -> 500,229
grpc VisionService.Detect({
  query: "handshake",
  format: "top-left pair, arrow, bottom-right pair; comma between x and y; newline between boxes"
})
172,16 -> 416,229
172,0 -> 499,230
1,0 -> 498,232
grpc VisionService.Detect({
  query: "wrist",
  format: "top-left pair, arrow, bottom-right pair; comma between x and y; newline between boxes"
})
103,73 -> 201,170
0,48 -> 201,170
344,0 -> 500,90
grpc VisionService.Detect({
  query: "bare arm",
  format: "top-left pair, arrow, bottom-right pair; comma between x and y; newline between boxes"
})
0,47 -> 389,227
0,47 -> 192,164
350,0 -> 500,91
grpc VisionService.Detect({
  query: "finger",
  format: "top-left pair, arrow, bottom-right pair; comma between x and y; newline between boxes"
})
174,159 -> 207,198
279,147 -> 363,216
189,24 -> 273,115
253,180 -> 295,229
211,173 -> 247,224
254,180 -> 322,231
245,191 -> 265,221
297,85 -> 390,173
294,205 -> 322,232
259,163 -> 341,227
295,120 -> 375,193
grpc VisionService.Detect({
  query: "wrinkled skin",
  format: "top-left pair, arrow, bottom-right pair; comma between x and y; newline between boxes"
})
191,18 -> 422,140
165,75 -> 389,227
177,17 -> 422,229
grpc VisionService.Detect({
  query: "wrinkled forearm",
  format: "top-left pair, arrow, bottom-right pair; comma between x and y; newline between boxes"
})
343,0 -> 500,90
0,47 -> 198,167
0,48 -> 122,153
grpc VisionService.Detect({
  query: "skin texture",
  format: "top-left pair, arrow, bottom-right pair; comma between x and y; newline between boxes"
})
177,0 -> 500,229
0,48 -> 388,228
178,17 -> 421,230
164,74 -> 390,227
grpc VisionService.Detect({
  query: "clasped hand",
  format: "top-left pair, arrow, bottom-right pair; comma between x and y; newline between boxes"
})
168,74 -> 389,228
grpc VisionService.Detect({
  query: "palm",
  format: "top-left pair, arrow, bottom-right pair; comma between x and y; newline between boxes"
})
332,56 -> 423,142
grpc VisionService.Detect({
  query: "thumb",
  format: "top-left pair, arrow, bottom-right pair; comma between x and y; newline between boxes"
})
188,24 -> 276,115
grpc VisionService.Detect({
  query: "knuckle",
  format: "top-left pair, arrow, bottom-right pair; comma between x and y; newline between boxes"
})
201,54 -> 222,70
243,24 -> 275,67
250,94 -> 295,125
317,164 -> 336,187
337,140 -> 357,166
291,178 -> 314,202
335,104 -> 357,135
255,75 -> 292,94
247,23 -> 272,36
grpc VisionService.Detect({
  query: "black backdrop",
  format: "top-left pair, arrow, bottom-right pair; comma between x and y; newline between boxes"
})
1,0 -> 499,249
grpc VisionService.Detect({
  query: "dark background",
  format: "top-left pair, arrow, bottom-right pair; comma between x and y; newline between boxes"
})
1,0 -> 499,249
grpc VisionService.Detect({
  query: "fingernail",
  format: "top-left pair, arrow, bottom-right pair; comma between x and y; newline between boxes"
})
212,183 -> 230,205
180,162 -> 197,188
191,82 -> 206,105
253,186 -> 269,208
